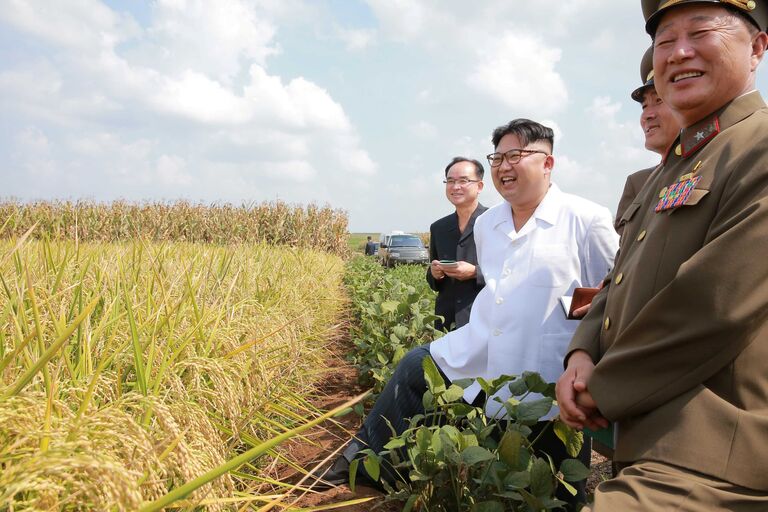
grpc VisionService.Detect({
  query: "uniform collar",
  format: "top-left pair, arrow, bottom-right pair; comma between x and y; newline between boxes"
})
663,90 -> 766,164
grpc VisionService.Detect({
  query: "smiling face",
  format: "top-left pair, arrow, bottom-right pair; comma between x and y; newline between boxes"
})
640,87 -> 680,154
653,4 -> 764,126
491,133 -> 553,210
444,160 -> 483,208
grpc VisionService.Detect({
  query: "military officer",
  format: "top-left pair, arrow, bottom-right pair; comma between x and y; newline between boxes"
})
615,46 -> 682,235
557,0 -> 768,509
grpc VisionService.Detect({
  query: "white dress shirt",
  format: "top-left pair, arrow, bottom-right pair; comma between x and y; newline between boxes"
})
429,183 -> 619,419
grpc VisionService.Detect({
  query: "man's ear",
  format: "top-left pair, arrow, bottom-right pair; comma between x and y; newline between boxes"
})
477,180 -> 484,192
544,154 -> 555,171
751,31 -> 768,71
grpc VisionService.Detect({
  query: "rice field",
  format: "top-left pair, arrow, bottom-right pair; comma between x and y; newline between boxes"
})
0,231 -> 349,510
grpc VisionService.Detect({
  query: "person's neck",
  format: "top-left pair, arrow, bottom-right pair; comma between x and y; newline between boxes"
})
510,189 -> 548,232
456,201 -> 478,232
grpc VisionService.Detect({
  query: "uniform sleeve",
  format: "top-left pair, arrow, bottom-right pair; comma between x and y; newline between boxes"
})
591,149 -> 768,420
426,225 -> 443,292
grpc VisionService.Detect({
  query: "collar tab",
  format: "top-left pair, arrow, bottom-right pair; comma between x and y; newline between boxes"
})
681,115 -> 720,158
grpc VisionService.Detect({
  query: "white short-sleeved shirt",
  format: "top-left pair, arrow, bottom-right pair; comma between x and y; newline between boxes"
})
429,183 -> 619,419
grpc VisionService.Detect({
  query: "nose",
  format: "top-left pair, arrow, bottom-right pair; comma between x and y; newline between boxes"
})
668,38 -> 695,64
643,108 -> 657,122
499,157 -> 514,172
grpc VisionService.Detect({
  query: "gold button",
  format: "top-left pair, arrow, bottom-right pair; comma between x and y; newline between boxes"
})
637,230 -> 647,242
659,187 -> 668,198
675,144 -> 682,156
604,317 -> 611,330
615,273 -> 624,285
747,0 -> 756,10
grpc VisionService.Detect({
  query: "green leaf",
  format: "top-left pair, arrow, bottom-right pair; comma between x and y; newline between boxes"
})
422,356 -> 445,392
503,470 -> 530,489
556,476 -> 578,497
471,501 -> 505,512
380,300 -> 399,313
443,384 -> 465,402
553,419 -> 584,458
363,454 -> 380,482
529,457 -> 555,499
461,446 -> 495,466
498,430 -> 523,468
422,389 -> 435,410
559,459 -> 591,482
416,427 -> 432,452
383,437 -> 406,450
348,458 -> 359,491
402,494 -> 419,512
431,430 -> 443,455
519,489 -> 546,511
507,377 -> 528,397
522,372 -> 549,393
516,398 -> 553,424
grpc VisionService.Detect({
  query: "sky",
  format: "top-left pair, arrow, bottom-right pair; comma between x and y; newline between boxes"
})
1,1 -> 766,233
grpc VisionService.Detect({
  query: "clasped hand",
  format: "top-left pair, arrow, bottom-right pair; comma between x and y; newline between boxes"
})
556,350 -> 609,431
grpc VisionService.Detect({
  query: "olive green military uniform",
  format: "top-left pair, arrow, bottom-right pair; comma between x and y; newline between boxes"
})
579,88 -> 768,484
569,1 -> 768,507
615,167 -> 654,233
574,89 -> 768,512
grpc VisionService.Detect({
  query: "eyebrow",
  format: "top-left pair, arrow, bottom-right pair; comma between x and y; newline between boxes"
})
656,14 -> 717,37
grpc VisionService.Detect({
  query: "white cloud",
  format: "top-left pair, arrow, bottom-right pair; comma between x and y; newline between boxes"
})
155,154 -> 191,186
408,121 -> 438,140
337,27 -> 376,51
468,34 -> 567,115
0,0 -> 376,205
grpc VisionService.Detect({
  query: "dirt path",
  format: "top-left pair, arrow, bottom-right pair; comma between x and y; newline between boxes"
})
268,337 -> 398,512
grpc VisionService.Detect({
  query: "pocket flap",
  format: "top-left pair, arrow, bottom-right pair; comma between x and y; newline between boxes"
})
683,188 -> 709,206
618,202 -> 641,226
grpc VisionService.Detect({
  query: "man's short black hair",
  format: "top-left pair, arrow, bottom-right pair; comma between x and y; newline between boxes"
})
491,119 -> 554,152
444,156 -> 485,179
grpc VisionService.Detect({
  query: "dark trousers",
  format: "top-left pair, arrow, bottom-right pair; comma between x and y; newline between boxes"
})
346,345 -> 591,509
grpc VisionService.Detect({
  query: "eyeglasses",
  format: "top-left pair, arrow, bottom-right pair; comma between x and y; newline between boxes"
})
486,149 -> 549,167
443,178 -> 480,187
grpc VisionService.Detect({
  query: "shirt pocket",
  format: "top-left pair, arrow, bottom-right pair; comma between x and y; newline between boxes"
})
529,244 -> 573,287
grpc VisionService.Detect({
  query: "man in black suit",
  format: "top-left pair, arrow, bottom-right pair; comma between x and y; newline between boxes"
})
427,156 -> 487,331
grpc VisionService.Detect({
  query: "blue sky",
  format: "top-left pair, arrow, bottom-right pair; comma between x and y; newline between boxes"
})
1,1 -> 766,232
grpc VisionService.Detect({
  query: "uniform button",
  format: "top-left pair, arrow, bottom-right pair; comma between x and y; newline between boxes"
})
604,317 -> 611,330
615,273 -> 624,285
493,329 -> 502,336
637,230 -> 647,242
496,297 -> 504,305
675,144 -> 682,156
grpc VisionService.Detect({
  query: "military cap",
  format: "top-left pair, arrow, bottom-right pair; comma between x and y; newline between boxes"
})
642,0 -> 768,35
631,46 -> 655,103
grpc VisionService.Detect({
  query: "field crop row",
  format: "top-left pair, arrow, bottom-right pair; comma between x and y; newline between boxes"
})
0,236 -> 346,510
0,200 -> 349,255
343,257 -> 439,395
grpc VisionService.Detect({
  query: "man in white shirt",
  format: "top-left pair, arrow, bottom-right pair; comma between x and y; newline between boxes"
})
323,119 -> 618,508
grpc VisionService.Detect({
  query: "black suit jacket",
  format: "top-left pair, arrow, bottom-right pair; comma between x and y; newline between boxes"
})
426,203 -> 487,330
